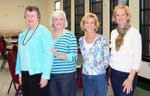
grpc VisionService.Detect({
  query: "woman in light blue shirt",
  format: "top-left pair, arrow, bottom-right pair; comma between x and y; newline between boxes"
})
16,6 -> 53,96
49,10 -> 78,96
79,13 -> 110,96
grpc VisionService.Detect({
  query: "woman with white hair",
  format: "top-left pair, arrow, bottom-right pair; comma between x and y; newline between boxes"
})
49,10 -> 78,96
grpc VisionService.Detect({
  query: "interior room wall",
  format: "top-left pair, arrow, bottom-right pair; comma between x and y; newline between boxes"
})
103,0 -> 110,42
0,0 -> 49,32
129,0 -> 139,30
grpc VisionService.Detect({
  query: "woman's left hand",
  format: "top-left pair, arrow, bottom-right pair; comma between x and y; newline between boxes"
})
122,78 -> 133,94
40,79 -> 48,88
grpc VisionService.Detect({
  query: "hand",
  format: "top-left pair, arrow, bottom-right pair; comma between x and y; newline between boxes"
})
122,78 -> 133,94
51,48 -> 67,60
108,77 -> 112,86
19,77 -> 22,85
39,79 -> 48,88
51,48 -> 58,56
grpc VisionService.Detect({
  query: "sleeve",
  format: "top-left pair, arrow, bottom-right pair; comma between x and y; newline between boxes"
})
131,30 -> 142,71
15,37 -> 21,77
66,33 -> 78,62
102,36 -> 110,69
41,28 -> 54,79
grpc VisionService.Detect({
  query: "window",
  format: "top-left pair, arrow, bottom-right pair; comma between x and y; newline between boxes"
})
63,0 -> 71,30
90,0 -> 103,34
118,0 -> 128,5
140,0 -> 150,62
75,0 -> 84,41
54,1 -> 60,10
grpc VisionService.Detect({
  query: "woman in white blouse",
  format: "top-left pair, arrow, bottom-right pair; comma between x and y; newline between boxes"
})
110,5 -> 142,96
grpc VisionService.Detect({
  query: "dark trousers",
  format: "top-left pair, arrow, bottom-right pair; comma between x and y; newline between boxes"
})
50,72 -> 77,96
21,71 -> 49,96
110,68 -> 137,96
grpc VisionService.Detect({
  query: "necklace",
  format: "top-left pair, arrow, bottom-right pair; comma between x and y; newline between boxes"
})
85,33 -> 97,44
22,24 -> 39,46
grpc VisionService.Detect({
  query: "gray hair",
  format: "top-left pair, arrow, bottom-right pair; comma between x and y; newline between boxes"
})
49,10 -> 68,28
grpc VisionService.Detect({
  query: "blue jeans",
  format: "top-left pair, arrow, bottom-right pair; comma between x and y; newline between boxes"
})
82,74 -> 107,96
50,72 -> 77,96
110,68 -> 137,96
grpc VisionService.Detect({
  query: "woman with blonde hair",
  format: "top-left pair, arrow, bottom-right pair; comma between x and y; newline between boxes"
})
79,13 -> 110,96
110,5 -> 142,96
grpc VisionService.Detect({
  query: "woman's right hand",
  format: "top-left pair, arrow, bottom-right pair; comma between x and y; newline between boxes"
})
108,77 -> 112,86
51,48 -> 67,60
19,77 -> 22,85
51,48 -> 58,56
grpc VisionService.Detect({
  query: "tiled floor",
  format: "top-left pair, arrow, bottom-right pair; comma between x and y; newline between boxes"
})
0,60 -> 150,96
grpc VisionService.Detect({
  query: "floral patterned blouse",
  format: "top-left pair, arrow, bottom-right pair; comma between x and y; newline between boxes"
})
79,34 -> 110,75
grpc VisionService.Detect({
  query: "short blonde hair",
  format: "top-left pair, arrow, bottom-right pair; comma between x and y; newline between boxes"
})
49,10 -> 68,28
112,5 -> 131,23
80,13 -> 100,33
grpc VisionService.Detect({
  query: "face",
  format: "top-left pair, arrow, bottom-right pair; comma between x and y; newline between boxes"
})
115,9 -> 128,26
25,10 -> 39,27
84,17 -> 96,33
53,16 -> 65,30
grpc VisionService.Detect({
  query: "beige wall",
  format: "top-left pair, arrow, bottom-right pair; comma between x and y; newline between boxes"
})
129,0 -> 139,30
0,0 -> 141,35
103,0 -> 110,41
71,0 -> 75,33
0,0 -> 50,31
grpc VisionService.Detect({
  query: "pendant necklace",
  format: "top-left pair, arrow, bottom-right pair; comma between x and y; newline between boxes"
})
22,24 -> 39,46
